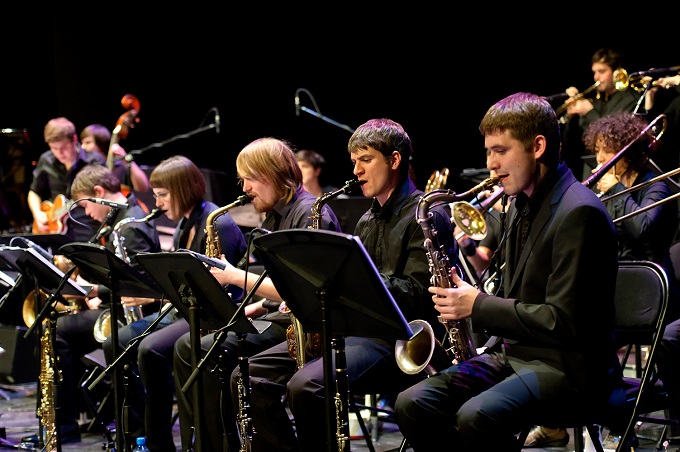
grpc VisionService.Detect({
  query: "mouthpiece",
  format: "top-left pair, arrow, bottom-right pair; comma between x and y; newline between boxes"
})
146,208 -> 167,221
340,179 -> 367,194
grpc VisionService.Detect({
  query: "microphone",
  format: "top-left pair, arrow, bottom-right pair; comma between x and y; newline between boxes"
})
21,238 -> 53,261
630,66 -> 680,79
295,92 -> 300,116
88,198 -> 129,209
214,108 -> 221,134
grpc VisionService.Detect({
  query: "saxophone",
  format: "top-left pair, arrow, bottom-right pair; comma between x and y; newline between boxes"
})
38,320 -> 59,452
92,208 -> 166,342
206,195 -> 252,258
280,179 -> 365,370
203,194 -> 254,451
395,177 -> 500,373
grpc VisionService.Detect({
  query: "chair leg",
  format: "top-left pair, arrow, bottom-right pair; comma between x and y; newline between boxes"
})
350,400 -> 376,452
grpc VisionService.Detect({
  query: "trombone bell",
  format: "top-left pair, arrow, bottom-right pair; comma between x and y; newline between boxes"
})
451,201 -> 487,241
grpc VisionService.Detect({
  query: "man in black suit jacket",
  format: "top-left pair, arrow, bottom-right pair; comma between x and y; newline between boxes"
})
395,92 -> 624,451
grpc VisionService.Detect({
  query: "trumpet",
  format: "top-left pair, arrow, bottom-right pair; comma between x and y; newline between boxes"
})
554,67 -> 629,123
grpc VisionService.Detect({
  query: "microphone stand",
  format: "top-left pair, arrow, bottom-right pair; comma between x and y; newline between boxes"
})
127,108 -> 219,158
295,88 -> 355,134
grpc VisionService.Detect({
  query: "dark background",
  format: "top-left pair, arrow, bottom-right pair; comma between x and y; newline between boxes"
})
1,14 -> 676,200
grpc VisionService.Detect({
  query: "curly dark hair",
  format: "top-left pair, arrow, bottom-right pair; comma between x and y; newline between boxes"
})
582,112 -> 655,171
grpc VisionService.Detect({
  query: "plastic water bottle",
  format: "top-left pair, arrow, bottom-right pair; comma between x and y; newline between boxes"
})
132,437 -> 150,452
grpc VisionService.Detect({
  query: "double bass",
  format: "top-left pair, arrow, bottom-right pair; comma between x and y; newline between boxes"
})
108,94 -> 149,213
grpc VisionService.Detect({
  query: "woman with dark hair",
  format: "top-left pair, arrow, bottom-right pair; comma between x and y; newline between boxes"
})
102,155 -> 247,452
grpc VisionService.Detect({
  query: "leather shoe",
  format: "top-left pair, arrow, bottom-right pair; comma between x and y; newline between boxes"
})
524,426 -> 569,448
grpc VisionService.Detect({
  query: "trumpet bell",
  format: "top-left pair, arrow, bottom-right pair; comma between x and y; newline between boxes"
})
451,201 -> 487,241
395,319 -> 436,375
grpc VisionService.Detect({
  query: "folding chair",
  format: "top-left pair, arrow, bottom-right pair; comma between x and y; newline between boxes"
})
613,260 -> 676,451
517,260 -> 672,452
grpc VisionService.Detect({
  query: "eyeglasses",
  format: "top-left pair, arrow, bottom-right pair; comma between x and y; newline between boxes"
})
152,192 -> 169,200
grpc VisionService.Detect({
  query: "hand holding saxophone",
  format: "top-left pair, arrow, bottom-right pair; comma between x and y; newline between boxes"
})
428,271 -> 480,321
209,255 -> 238,286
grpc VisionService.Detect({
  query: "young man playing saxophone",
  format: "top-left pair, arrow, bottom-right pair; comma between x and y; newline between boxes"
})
395,93 -> 624,451
172,137 -> 341,452
227,119 -> 456,452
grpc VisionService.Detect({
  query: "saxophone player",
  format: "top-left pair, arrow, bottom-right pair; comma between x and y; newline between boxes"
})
395,93 -> 624,451
45,164 -> 161,445
229,119 -> 455,452
172,138 -> 341,452
100,155 -> 248,452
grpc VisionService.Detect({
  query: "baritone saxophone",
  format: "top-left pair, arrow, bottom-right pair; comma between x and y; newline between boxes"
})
395,177 -> 500,374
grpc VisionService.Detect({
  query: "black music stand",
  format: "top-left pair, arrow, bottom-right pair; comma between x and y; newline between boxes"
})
135,251 -> 258,451
58,242 -> 162,452
252,229 -> 413,452
0,246 -> 90,451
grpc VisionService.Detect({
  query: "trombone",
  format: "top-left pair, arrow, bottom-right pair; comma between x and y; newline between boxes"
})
584,114 -> 677,223
583,114 -> 667,190
600,166 -> 680,224
624,66 -> 680,93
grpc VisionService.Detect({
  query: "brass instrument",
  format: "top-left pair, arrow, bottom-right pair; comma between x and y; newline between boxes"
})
598,165 -> 680,224
281,179 -> 365,370
23,254 -> 82,327
623,66 -> 680,93
203,194 -> 254,451
425,167 -> 450,193
555,68 -> 629,123
38,316 -> 59,451
23,289 -> 72,328
395,176 -> 500,375
451,187 -> 504,241
554,81 -> 601,118
583,114 -> 667,191
206,194 -> 252,258
92,208 -> 166,342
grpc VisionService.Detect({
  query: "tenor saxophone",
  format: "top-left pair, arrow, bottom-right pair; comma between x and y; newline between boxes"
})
395,177 -> 500,373
203,194 -> 254,451
205,194 -> 252,258
280,179 -> 365,370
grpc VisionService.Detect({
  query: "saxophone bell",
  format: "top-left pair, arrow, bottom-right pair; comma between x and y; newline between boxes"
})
394,319 -> 438,375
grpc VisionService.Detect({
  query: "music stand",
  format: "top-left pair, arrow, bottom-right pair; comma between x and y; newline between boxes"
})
58,242 -> 163,452
135,251 -> 258,451
252,229 -> 413,452
0,246 -> 90,451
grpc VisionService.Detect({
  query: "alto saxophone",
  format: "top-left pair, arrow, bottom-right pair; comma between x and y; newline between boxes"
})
395,177 -> 500,373
280,179 -> 365,370
92,208 -> 166,342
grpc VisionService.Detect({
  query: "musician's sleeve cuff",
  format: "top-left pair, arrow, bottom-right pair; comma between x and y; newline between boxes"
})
262,299 -> 281,312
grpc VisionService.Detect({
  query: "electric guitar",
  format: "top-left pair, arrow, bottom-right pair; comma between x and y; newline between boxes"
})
32,194 -> 74,234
